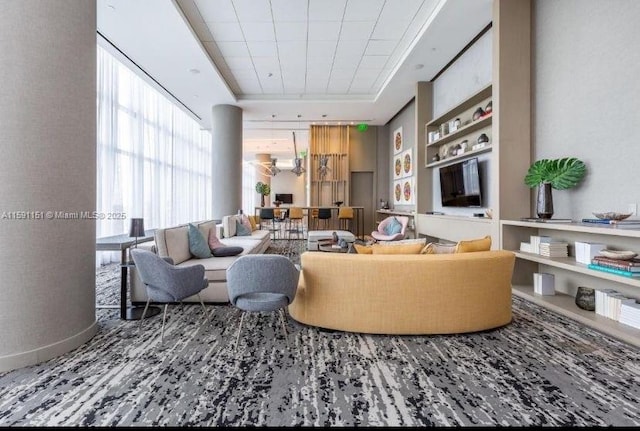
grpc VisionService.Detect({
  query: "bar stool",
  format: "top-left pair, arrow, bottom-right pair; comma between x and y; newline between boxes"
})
316,207 -> 332,230
287,207 -> 304,240
259,207 -> 278,239
338,206 -> 354,232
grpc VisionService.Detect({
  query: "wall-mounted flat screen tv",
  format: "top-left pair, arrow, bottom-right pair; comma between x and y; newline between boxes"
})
439,158 -> 482,207
275,193 -> 293,204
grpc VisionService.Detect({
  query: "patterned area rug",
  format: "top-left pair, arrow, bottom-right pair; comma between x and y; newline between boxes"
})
2,245 -> 640,426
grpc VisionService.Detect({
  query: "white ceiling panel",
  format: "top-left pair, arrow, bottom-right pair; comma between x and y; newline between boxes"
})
252,56 -> 281,74
378,0 -> 424,24
217,41 -> 250,57
232,0 -> 273,22
247,41 -> 278,57
343,0 -> 385,22
240,22 -> 276,41
308,21 -> 342,41
358,55 -> 389,69
308,0 -> 347,21
277,40 -> 307,58
207,22 -> 244,41
225,56 -> 255,69
271,0 -> 308,22
371,18 -> 410,40
365,39 -> 398,56
306,62 -> 333,77
275,22 -> 308,41
195,0 -> 236,22
334,40 -> 368,59
307,40 -> 338,59
330,67 -> 357,80
339,21 -> 376,41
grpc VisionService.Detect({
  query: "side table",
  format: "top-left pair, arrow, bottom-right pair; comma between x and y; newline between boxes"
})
96,231 -> 162,321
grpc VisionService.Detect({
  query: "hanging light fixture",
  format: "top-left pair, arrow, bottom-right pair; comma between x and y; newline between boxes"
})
290,131 -> 306,176
267,157 -> 281,176
318,155 -> 330,178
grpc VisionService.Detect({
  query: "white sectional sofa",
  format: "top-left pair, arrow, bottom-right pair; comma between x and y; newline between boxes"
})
131,215 -> 271,303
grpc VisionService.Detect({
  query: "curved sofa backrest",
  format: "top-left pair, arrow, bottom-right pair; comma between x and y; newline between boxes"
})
290,250 -> 516,335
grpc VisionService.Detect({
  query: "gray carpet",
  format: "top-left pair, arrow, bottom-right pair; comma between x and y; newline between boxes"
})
1,243 -> 640,426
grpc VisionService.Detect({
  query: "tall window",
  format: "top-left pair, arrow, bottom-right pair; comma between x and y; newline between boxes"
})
97,45 -> 212,263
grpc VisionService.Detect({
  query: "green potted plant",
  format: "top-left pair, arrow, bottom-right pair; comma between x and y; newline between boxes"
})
524,157 -> 587,219
255,181 -> 271,207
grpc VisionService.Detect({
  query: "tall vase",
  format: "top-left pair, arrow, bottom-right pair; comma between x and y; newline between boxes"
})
537,183 -> 554,219
260,194 -> 265,207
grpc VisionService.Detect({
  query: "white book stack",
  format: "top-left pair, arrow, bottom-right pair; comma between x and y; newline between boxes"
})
538,242 -> 569,258
594,289 -> 635,320
530,235 -> 552,254
619,302 -> 640,329
533,272 -> 555,295
520,242 -> 533,253
595,289 -> 617,317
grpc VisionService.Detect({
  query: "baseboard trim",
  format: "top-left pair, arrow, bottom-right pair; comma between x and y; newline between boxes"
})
0,320 -> 98,372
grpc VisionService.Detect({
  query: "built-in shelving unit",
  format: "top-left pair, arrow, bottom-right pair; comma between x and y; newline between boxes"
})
424,85 -> 492,168
425,145 -> 492,169
501,219 -> 640,347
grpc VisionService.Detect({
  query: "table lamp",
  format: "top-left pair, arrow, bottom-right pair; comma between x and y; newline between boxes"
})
129,218 -> 145,248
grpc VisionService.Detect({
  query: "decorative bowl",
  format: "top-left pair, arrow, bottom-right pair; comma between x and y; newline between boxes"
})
592,212 -> 632,221
599,249 -> 637,260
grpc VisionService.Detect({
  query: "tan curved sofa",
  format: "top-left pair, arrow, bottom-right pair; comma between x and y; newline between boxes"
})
288,250 -> 515,334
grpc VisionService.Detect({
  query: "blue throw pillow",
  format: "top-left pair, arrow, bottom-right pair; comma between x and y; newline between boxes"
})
384,217 -> 402,235
235,219 -> 251,236
188,223 -> 212,258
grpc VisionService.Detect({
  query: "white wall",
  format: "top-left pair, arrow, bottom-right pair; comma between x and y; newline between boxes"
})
387,101 -> 416,211
532,0 -> 640,219
269,171 -> 306,207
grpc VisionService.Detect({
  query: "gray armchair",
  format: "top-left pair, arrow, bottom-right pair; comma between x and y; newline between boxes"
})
130,248 -> 211,342
226,254 -> 299,351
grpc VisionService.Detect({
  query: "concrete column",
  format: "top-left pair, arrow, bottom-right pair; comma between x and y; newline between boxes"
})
0,0 -> 97,371
211,105 -> 243,220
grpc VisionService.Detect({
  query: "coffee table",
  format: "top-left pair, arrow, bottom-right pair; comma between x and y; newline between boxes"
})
317,238 -> 349,253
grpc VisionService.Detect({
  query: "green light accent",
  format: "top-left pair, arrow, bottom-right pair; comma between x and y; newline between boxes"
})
357,123 -> 368,132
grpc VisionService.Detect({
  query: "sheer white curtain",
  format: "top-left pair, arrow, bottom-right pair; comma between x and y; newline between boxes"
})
242,161 -> 257,215
96,45 -> 212,265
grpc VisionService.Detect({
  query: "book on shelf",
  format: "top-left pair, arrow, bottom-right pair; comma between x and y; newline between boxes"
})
521,217 -> 573,223
582,218 -> 640,225
595,289 -> 618,317
533,272 -> 555,295
591,256 -> 640,272
619,302 -> 640,329
587,263 -> 640,278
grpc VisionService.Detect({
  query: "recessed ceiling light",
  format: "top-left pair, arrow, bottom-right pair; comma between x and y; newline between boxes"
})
415,64 -> 424,70
267,72 -> 273,78
189,68 -> 200,74
107,4 -> 115,10
271,114 -> 276,118
322,114 -> 327,118
350,122 -> 354,125
297,114 -> 302,118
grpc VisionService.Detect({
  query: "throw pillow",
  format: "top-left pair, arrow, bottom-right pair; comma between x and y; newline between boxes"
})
235,219 -> 251,236
212,246 -> 243,257
371,242 -> 423,254
240,214 -> 252,232
383,217 -> 402,235
188,223 -> 212,258
455,235 -> 492,253
247,215 -> 258,231
208,229 -> 226,250
353,243 -> 373,254
421,242 -> 457,254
